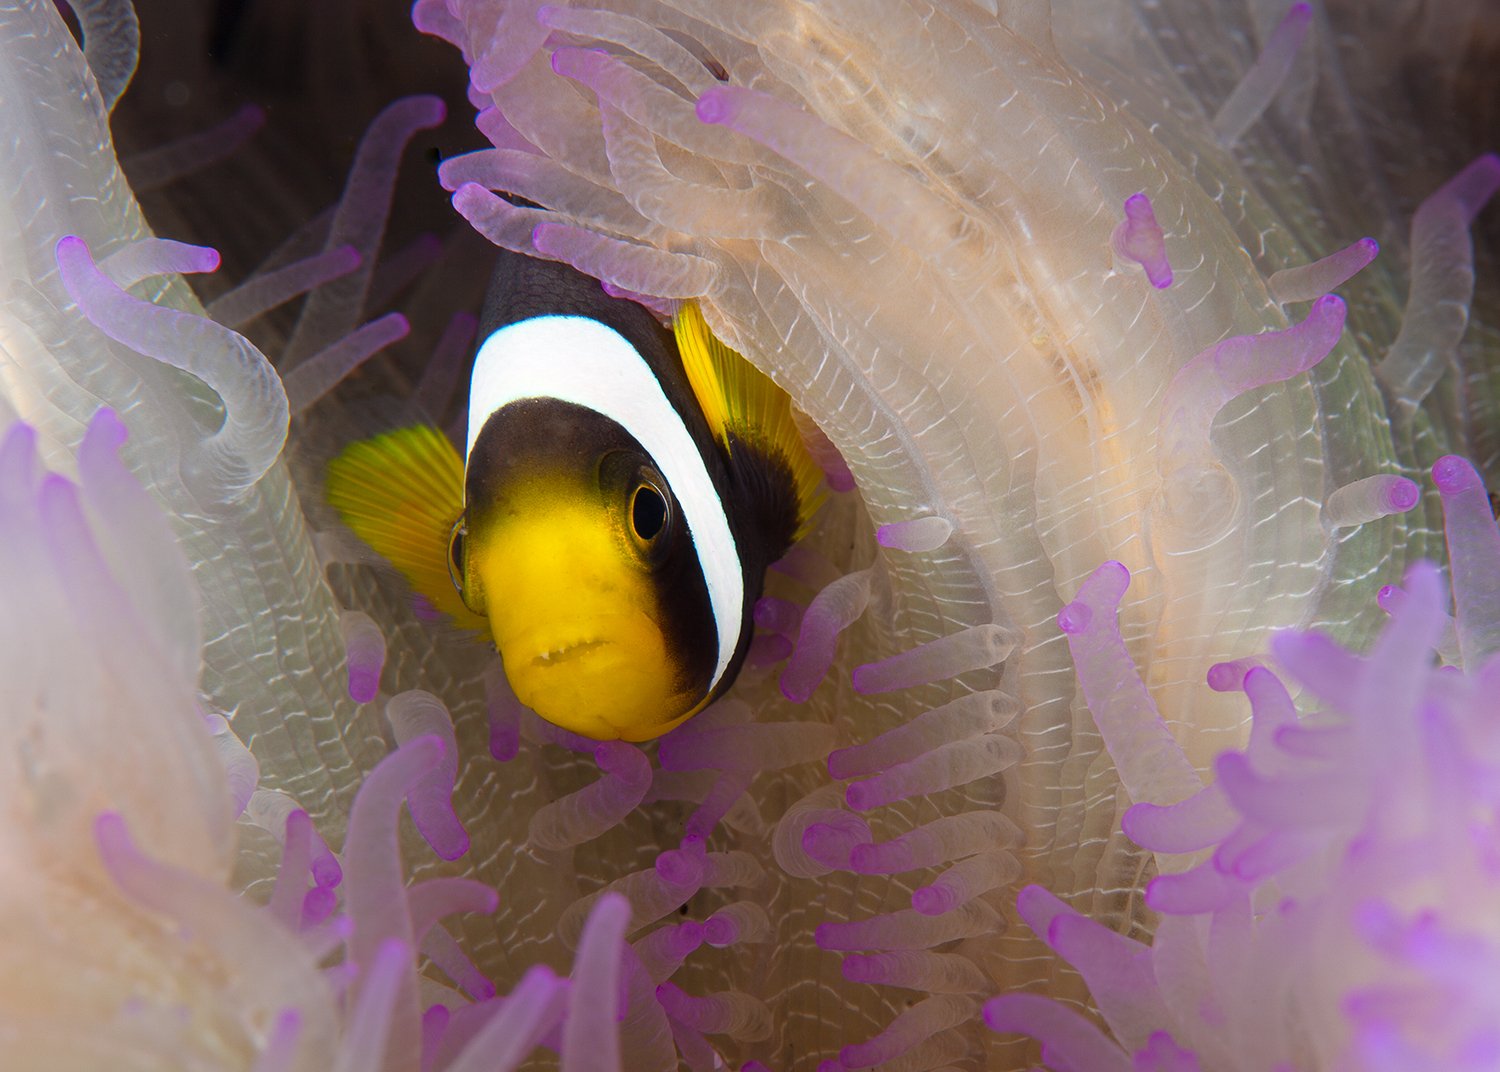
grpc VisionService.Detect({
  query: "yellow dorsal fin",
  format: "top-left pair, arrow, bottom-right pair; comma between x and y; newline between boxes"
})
674,301 -> 826,539
326,425 -> 488,631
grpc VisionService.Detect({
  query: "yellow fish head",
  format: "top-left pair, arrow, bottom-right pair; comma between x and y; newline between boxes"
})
460,454 -> 712,742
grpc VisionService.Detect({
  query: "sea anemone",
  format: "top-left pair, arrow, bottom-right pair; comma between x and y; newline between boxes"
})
986,454 -> 1500,1070
1,0 -> 1497,1069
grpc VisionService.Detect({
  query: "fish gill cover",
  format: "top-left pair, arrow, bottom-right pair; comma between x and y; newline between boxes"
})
0,0 -> 1497,1069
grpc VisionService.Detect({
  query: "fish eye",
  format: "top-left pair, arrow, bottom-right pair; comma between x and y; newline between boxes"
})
631,480 -> 669,542
447,516 -> 466,592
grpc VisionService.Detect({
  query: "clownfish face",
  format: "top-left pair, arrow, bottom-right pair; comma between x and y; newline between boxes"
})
456,404 -> 718,741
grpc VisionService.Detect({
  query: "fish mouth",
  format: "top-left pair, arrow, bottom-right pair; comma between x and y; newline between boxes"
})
526,638 -> 608,668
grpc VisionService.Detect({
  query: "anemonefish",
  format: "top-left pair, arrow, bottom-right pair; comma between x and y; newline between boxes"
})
326,251 -> 823,741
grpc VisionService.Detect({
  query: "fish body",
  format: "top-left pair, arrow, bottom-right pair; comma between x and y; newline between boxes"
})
328,252 -> 822,740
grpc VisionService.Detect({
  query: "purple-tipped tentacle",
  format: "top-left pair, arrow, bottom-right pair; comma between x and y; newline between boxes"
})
268,808 -> 317,931
207,245 -> 361,329
561,892 -> 631,1072
1058,561 -> 1201,805
753,595 -> 804,636
800,811 -> 873,871
532,219 -> 720,298
123,104 -> 266,191
1433,455 -> 1500,667
912,850 -> 1022,917
704,902 -> 772,948
851,623 -> 1017,695
367,232 -> 444,311
1112,193 -> 1173,289
1321,474 -> 1421,529
658,721 -> 835,772
420,1005 -> 450,1072
779,568 -> 872,702
421,924 -> 497,1002
1122,785 -> 1237,854
282,312 -> 410,416
453,182 -> 548,254
841,950 -> 990,993
482,659 -> 523,763
443,965 -> 568,1072
246,788 -> 342,889
828,691 -> 1017,780
1209,2 -> 1313,147
744,632 -> 792,669
340,610 -> 387,704
656,983 -> 771,1041
1268,236 -> 1379,304
1157,296 -> 1346,509
815,901 -> 1001,952
529,741 -> 652,851
559,851 -> 763,949
385,692 -> 470,861
1029,896 -> 1172,1054
407,877 -> 499,946
98,237 -> 219,288
283,95 -> 446,367
334,941 -> 411,1072
876,515 -> 954,552
848,811 -> 1022,875
632,920 -> 704,983
656,837 -> 706,889
684,769 -> 753,841
341,734 -> 442,1018
1374,155 -> 1500,409
983,992 -> 1132,1072
1204,657 -> 1262,692
415,312 -> 481,419
1376,584 -> 1461,664
55,235 -> 288,501
1143,858 -> 1240,915
838,994 -> 976,1069
474,105 -> 543,155
845,733 -> 1022,811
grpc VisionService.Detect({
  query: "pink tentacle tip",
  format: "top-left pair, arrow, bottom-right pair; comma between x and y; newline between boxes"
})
348,667 -> 380,705
452,181 -> 496,220
1114,192 -> 1174,289
1206,657 -> 1260,692
87,406 -> 129,449
695,87 -> 736,125
56,234 -> 89,261
1375,585 -> 1400,614
1433,454 -> 1482,494
301,886 -> 339,928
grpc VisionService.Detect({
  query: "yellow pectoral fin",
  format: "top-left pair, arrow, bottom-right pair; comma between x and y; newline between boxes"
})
326,425 -> 488,631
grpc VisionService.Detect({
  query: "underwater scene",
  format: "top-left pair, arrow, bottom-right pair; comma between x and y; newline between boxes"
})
1,0 -> 1498,1068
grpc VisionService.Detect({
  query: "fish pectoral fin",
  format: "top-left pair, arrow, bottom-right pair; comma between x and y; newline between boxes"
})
326,424 -> 488,631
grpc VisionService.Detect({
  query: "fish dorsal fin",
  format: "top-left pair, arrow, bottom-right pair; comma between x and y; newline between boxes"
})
326,425 -> 488,631
674,301 -> 826,539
